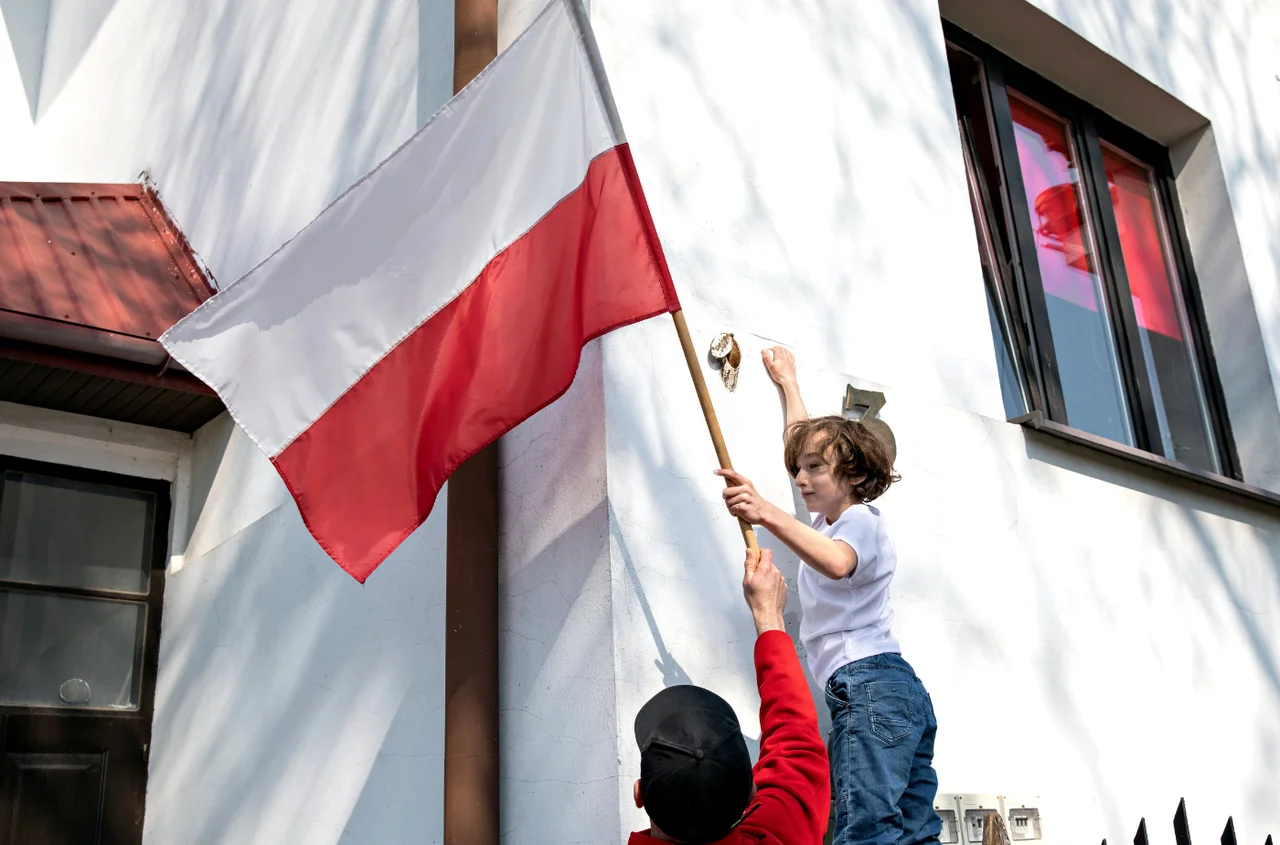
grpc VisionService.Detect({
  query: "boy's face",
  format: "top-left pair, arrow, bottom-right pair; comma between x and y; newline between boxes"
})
793,435 -> 859,516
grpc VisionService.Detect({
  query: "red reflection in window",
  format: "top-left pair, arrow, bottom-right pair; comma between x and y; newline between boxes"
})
1008,96 -> 1099,312
1102,147 -> 1182,339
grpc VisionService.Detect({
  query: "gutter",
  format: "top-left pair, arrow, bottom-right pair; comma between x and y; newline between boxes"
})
0,309 -> 188,371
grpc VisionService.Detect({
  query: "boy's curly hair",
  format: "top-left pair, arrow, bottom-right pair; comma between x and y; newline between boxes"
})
783,415 -> 900,503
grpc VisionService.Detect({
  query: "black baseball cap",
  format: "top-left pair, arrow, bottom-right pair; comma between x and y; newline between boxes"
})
635,685 -> 754,843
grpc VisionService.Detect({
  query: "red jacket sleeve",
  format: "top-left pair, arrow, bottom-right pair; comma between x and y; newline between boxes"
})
738,630 -> 830,844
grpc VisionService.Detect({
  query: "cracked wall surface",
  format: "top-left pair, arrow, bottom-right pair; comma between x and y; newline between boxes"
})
499,342 -> 621,844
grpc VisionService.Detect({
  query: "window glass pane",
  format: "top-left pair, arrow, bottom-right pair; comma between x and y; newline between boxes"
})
1101,144 -> 1219,471
0,590 -> 145,710
1008,93 -> 1133,445
0,472 -> 154,594
947,44 -> 1028,419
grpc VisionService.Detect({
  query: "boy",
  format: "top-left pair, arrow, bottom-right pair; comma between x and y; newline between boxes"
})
713,347 -> 941,845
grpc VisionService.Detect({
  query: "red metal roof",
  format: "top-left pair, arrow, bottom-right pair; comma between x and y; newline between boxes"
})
0,182 -> 214,341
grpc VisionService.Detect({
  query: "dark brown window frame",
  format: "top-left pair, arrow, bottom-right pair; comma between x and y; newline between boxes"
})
0,455 -> 171,842
0,455 -> 169,722
943,24 -> 1263,502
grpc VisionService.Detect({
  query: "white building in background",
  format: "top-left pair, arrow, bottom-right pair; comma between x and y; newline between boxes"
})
0,1 -> 1277,844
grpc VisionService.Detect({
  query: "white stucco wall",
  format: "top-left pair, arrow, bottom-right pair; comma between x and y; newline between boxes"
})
499,344 -> 623,843
150,416 -> 449,845
2,0 -> 1278,843
499,1 -> 1280,844
0,0 -> 453,285
0,2 -> 456,843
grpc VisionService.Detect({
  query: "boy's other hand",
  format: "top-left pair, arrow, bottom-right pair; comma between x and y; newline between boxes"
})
715,468 -> 777,526
743,548 -> 787,635
762,346 -> 797,386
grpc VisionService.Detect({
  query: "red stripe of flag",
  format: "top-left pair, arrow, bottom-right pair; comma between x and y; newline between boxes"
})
273,145 -> 679,581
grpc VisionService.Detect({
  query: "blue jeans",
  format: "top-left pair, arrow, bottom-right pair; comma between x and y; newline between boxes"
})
825,653 -> 941,845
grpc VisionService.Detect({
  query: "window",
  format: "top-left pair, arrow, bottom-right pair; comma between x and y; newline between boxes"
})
0,469 -> 156,710
0,456 -> 169,845
945,29 -> 1238,478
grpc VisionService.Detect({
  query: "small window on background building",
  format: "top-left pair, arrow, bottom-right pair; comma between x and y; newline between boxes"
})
944,30 -> 1232,477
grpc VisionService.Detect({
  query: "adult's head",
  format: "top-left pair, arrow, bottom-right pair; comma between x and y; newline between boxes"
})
631,548 -> 788,842
632,684 -> 755,842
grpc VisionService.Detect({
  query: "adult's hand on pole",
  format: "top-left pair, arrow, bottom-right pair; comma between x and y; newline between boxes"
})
715,468 -> 780,526
743,548 -> 787,636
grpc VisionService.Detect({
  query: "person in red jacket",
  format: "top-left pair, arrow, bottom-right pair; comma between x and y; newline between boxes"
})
629,548 -> 831,844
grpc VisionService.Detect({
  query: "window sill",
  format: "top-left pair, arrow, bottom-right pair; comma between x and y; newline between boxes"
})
1010,410 -> 1280,510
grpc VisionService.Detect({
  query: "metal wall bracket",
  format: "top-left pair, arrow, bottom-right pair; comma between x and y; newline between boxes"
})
843,385 -> 886,420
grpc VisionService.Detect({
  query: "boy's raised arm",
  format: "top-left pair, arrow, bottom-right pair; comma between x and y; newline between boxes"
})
763,347 -> 808,431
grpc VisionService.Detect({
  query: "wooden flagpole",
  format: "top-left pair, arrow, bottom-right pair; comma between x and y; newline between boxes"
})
563,0 -> 759,554
672,310 -> 760,553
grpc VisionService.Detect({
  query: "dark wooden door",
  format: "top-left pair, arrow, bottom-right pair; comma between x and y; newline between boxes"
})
0,457 -> 168,845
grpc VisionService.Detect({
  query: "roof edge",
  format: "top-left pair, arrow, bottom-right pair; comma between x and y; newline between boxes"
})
0,181 -> 145,199
0,308 -> 188,372
141,174 -> 219,294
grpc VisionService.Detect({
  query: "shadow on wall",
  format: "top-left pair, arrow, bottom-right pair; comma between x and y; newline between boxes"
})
148,424 -> 448,845
1020,430 -> 1280,839
12,0 -> 453,294
151,494 -> 450,845
135,2 -> 457,838
611,501 -> 766,764
1023,432 -> 1280,696
141,0 -> 418,287
90,0 -> 1276,839
606,0 -> 1279,835
0,0 -> 56,120
35,0 -> 118,120
613,502 -> 693,689
621,0 -> 994,411
495,339 -> 626,843
1033,0 -> 1280,377
0,0 -> 120,121
609,326 -> 1280,844
602,322 -> 827,757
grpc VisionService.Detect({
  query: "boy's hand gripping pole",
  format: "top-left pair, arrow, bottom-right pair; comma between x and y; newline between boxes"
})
671,310 -> 760,553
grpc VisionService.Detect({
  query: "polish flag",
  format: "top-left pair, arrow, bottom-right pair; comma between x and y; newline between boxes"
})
160,0 -> 680,582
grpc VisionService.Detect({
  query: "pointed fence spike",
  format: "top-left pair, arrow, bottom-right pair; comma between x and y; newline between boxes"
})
1264,835 -> 1272,845
1221,817 -> 1237,845
1136,819 -> 1151,845
1174,799 -> 1192,845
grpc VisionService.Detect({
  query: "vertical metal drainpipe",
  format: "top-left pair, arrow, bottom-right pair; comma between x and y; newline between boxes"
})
444,1 -> 500,843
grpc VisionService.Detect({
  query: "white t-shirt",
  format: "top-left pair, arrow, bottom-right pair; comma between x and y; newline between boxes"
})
797,503 -> 900,691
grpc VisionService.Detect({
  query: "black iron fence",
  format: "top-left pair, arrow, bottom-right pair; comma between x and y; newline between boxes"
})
1102,799 -> 1273,845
